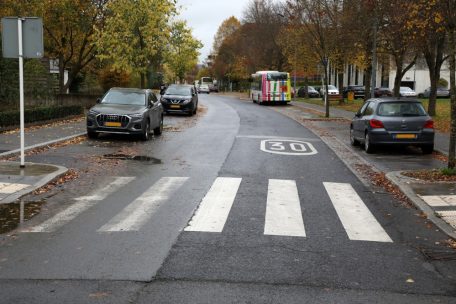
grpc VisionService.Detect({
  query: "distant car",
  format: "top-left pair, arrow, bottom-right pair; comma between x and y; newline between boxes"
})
198,84 -> 210,94
350,98 -> 434,154
161,84 -> 198,116
297,86 -> 320,98
320,85 -> 340,99
374,87 -> 393,97
399,86 -> 417,97
419,87 -> 450,98
86,87 -> 163,140
343,85 -> 365,99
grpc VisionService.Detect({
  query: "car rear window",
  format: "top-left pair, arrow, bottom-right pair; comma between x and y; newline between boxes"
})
377,102 -> 427,117
102,91 -> 145,105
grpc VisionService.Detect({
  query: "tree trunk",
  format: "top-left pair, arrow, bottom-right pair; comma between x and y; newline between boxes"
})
337,70 -> 344,104
140,72 -> 146,89
448,27 -> 456,168
58,53 -> 66,94
324,61 -> 329,118
364,65 -> 372,100
393,56 -> 403,97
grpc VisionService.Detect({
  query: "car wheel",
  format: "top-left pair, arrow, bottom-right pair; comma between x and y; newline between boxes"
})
421,144 -> 434,154
350,127 -> 359,146
154,115 -> 163,136
142,120 -> 150,141
364,132 -> 375,153
87,130 -> 98,139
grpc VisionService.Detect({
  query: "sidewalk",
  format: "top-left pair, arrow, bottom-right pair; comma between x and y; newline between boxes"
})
289,100 -> 456,239
0,119 -> 85,204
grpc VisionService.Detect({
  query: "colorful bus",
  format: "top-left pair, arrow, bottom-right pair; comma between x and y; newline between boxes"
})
250,71 -> 291,104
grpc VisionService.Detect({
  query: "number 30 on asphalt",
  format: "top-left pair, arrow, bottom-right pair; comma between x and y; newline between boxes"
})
260,139 -> 318,156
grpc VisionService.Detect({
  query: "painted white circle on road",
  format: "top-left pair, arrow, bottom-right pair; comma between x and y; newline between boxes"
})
260,139 -> 318,155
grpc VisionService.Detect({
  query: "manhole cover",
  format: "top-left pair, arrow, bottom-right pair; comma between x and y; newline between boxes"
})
420,248 -> 456,261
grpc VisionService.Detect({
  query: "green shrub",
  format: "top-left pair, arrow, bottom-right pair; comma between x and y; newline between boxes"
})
0,105 -> 83,127
441,167 -> 456,176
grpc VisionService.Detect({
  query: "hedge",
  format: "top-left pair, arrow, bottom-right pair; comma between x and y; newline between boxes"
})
0,105 -> 83,128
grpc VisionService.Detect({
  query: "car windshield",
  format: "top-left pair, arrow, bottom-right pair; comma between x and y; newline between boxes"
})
328,85 -> 337,90
377,102 -> 427,117
400,87 -> 413,92
102,90 -> 145,105
165,86 -> 191,96
308,86 -> 315,91
267,72 -> 288,81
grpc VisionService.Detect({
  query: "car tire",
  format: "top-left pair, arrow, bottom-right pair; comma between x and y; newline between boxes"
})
350,127 -> 359,146
154,115 -> 163,136
421,144 -> 434,154
142,120 -> 150,141
364,132 -> 375,153
87,130 -> 98,139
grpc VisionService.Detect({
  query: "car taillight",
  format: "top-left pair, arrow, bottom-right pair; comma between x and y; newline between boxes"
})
424,119 -> 434,129
369,119 -> 384,129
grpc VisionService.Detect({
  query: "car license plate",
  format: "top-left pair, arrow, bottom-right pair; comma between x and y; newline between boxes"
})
170,105 -> 180,109
395,134 -> 416,139
105,122 -> 121,127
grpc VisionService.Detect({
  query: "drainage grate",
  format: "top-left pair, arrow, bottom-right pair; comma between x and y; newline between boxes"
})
103,154 -> 162,164
420,248 -> 456,261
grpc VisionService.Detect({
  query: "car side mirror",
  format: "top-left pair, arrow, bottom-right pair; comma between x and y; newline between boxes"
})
355,112 -> 361,118
96,98 -> 101,104
148,100 -> 153,108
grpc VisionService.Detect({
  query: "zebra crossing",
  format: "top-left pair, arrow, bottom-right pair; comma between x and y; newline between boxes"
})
21,176 -> 393,243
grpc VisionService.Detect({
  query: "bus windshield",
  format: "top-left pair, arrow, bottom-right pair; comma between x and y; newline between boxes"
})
267,73 -> 288,81
201,77 -> 213,84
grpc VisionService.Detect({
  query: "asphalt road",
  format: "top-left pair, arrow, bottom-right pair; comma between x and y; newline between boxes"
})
1,94 -> 456,303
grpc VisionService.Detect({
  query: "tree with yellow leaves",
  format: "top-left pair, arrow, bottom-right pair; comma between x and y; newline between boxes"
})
96,0 -> 176,88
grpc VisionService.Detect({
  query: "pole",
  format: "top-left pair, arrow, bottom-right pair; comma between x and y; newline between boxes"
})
294,50 -> 297,101
370,6 -> 378,99
18,18 -> 25,168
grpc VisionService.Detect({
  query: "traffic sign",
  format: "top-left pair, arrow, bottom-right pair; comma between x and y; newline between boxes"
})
2,17 -> 43,59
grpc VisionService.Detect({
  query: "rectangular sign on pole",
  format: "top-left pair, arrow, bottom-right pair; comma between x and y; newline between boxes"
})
1,17 -> 44,168
2,17 -> 44,59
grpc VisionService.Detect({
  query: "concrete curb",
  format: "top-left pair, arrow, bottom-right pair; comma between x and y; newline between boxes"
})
0,132 -> 87,158
386,171 -> 456,239
1,162 -> 68,205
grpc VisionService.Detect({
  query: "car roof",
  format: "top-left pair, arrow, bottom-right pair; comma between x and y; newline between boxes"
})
169,84 -> 193,87
110,87 -> 148,94
368,97 -> 420,103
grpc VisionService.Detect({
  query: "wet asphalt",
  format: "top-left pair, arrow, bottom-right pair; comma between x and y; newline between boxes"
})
0,94 -> 455,303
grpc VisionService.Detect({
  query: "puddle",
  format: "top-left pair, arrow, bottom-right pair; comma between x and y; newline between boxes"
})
411,183 -> 456,196
0,200 -> 46,234
0,162 -> 59,176
103,154 -> 162,164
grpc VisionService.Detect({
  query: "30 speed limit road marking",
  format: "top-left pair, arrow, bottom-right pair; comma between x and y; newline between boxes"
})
260,139 -> 318,156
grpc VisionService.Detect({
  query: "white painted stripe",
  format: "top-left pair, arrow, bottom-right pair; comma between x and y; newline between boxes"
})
418,195 -> 449,207
323,182 -> 392,242
0,182 -> 29,194
185,177 -> 242,232
27,177 -> 135,232
99,177 -> 188,232
264,179 -> 306,237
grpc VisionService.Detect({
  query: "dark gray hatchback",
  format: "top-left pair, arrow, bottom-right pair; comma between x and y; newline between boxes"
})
350,98 -> 434,154
86,87 -> 163,140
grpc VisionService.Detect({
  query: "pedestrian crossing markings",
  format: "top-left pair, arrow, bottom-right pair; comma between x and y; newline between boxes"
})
22,176 -> 392,243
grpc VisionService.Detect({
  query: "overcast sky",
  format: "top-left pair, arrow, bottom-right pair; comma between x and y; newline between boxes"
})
177,0 -> 249,63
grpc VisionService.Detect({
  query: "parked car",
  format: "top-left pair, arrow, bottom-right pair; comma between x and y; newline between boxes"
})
320,85 -> 340,98
343,85 -> 365,99
350,98 -> 434,154
374,87 -> 393,97
160,84 -> 198,116
86,87 -> 163,140
399,86 -> 417,97
198,84 -> 210,94
418,87 -> 450,98
297,86 -> 320,98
